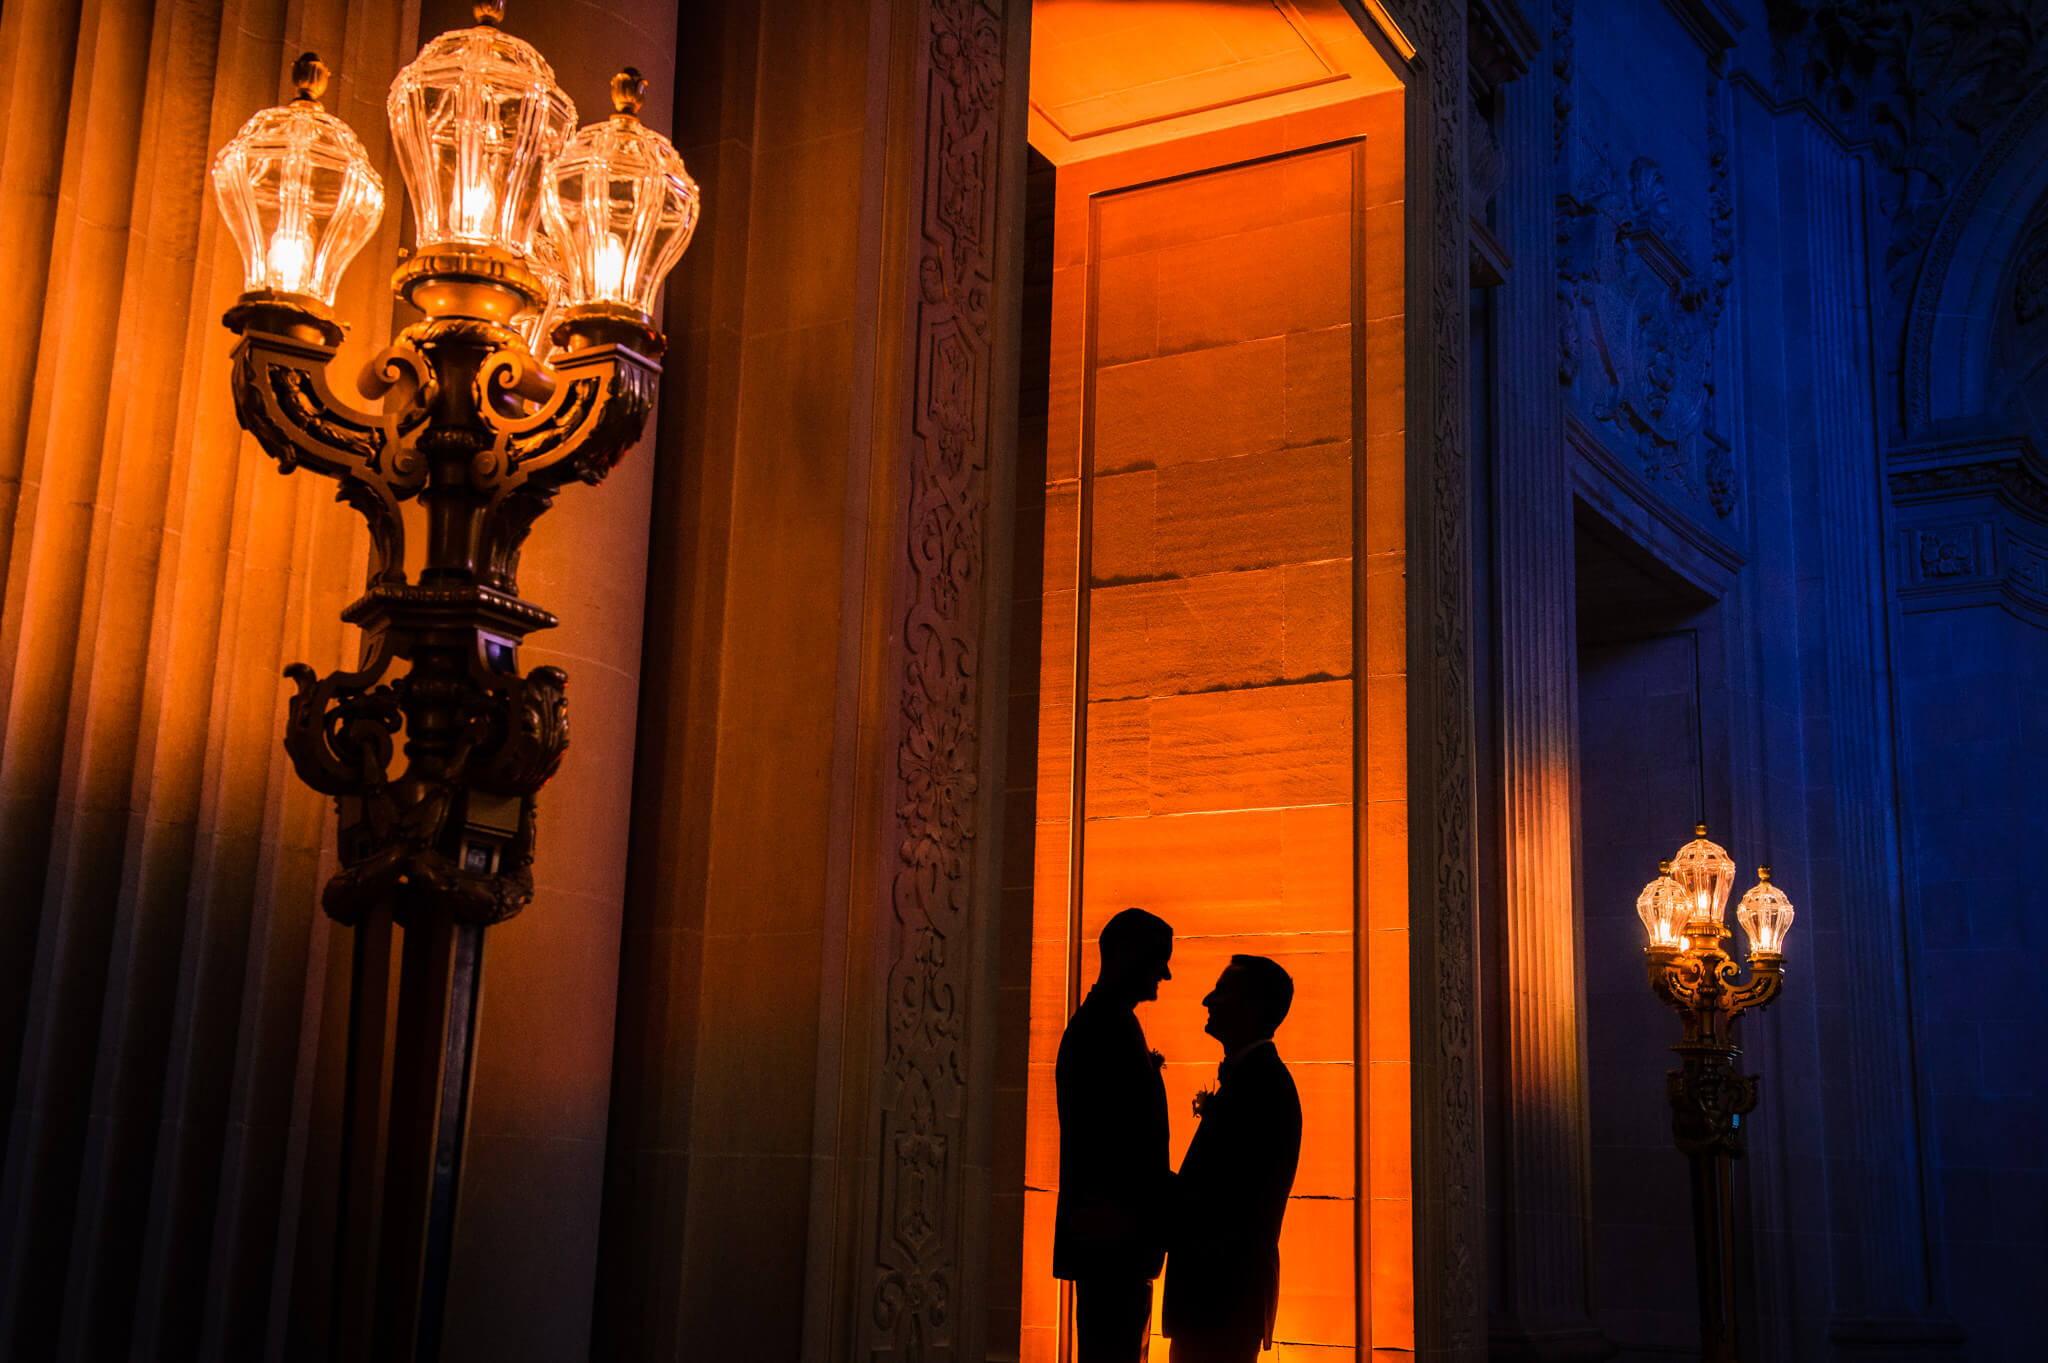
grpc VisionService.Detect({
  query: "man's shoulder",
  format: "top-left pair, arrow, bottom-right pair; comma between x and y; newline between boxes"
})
1241,1045 -> 1302,1108
1056,995 -> 1137,1063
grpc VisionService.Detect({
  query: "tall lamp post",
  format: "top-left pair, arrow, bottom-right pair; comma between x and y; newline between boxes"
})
1636,828 -> 1797,1363
208,5 -> 697,1357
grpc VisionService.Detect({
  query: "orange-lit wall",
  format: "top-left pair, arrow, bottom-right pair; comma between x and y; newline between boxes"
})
1020,90 -> 1409,1362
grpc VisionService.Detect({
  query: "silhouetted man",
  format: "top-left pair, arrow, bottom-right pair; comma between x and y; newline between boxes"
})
1162,955 -> 1301,1363
1055,908 -> 1175,1363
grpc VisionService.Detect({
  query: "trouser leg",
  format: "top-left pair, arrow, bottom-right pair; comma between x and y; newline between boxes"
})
1075,1277 -> 1153,1363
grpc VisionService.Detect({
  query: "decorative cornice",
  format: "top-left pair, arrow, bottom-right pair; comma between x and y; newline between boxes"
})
1888,440 -> 2048,521
1888,435 -> 2048,625
1661,0 -> 1743,55
1468,0 -> 1540,92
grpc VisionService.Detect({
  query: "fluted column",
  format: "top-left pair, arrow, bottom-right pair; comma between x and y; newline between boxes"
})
1485,2 -> 1604,1355
1784,114 -> 1961,1359
0,3 -> 410,1358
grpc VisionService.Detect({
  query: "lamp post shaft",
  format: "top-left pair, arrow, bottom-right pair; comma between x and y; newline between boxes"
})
1686,1142 -> 1738,1363
1671,1044 -> 1748,1363
1649,934 -> 1779,1363
332,913 -> 485,1363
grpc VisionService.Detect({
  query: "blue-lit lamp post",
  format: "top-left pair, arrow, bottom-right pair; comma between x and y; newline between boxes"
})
208,4 -> 697,1355
1637,828 -> 1797,1363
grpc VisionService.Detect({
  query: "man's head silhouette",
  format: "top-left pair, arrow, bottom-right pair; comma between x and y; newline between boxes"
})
1097,907 -> 1173,1004
1201,954 -> 1293,1052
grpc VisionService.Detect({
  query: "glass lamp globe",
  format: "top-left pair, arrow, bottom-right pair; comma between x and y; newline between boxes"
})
1670,824 -> 1737,930
1736,867 -> 1796,956
513,220 -> 567,360
1636,861 -> 1690,950
386,1 -> 576,257
546,68 -> 700,320
210,53 -> 384,307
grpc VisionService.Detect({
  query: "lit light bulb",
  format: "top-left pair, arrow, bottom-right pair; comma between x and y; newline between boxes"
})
1637,862 -> 1689,950
268,225 -> 312,294
593,233 -> 626,301
456,177 -> 497,239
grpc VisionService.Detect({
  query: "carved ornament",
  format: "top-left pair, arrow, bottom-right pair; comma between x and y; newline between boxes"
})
1381,0 -> 1484,1351
1557,138 -> 1738,519
227,306 -> 659,925
866,0 -> 1004,1356
1768,0 -> 2048,293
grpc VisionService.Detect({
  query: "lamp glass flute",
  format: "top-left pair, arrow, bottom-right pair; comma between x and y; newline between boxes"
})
210,55 -> 384,306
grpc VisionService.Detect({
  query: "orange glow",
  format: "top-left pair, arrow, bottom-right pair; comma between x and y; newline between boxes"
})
1021,12 -> 1410,1357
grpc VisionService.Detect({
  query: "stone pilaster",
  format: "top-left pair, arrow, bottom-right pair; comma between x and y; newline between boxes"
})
1485,1 -> 1606,1355
824,1 -> 1028,1359
1377,0 -> 1484,1358
1783,112 -> 1962,1361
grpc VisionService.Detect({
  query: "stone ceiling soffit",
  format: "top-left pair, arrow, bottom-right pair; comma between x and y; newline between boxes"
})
1027,0 -> 1400,164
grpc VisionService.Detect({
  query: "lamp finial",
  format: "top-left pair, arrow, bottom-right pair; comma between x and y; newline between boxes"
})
610,67 -> 646,117
1757,865 -> 1771,882
474,0 -> 505,25
1695,823 -> 1708,837
1658,859 -> 1673,874
291,52 -> 329,104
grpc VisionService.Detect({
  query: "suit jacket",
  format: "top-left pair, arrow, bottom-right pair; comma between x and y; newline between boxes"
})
1053,988 -> 1171,1281
1162,1041 -> 1302,1350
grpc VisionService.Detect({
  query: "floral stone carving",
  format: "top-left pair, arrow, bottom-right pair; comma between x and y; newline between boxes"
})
1558,147 -> 1737,517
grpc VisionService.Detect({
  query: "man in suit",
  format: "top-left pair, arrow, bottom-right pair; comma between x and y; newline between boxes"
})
1055,908 -> 1176,1363
1163,955 -> 1301,1363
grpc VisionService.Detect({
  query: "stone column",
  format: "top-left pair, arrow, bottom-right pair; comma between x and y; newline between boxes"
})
1484,1 -> 1606,1355
590,2 -> 1027,1359
1779,112 -> 1963,1361
0,4 -> 414,1357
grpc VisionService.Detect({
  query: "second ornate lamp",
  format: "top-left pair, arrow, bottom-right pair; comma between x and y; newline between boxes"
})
1637,827 -> 1797,1363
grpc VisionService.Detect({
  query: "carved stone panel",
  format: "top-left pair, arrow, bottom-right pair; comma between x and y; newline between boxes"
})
862,1 -> 1010,1359
1555,1 -> 1739,528
1890,439 -> 2048,626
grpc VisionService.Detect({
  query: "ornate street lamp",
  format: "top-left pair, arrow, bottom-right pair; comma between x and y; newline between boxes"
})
209,4 -> 696,1355
1637,828 -> 1796,1363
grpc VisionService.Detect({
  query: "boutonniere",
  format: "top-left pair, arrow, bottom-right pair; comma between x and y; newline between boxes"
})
1192,1084 -> 1217,1118
1148,1048 -> 1166,1071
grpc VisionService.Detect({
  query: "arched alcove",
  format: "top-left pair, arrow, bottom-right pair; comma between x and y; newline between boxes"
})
1906,80 -> 2048,435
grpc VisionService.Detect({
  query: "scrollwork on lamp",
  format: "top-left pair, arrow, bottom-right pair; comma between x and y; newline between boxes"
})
1637,827 -> 1796,1363
208,6 -> 697,1351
